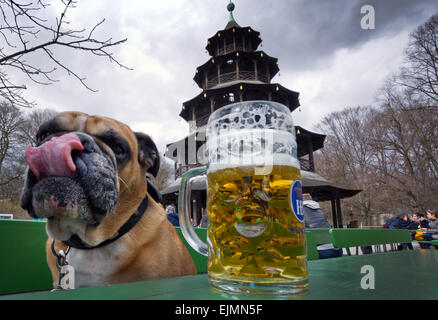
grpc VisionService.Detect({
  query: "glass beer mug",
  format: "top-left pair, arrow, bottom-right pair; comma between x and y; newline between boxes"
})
178,101 -> 308,296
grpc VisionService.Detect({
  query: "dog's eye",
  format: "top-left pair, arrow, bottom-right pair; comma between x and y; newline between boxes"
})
96,131 -> 131,165
112,144 -> 124,155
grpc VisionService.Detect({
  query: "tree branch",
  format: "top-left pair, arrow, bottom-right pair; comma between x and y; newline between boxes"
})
0,0 -> 130,107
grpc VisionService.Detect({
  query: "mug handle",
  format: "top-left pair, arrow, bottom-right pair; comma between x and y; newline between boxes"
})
178,166 -> 208,256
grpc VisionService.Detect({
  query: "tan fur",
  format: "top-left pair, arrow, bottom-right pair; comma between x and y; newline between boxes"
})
44,112 -> 196,288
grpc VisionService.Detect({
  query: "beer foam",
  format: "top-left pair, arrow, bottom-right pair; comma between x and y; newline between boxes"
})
207,101 -> 295,136
206,101 -> 300,173
206,128 -> 300,172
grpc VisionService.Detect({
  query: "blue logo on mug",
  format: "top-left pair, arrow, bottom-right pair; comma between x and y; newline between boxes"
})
290,180 -> 304,222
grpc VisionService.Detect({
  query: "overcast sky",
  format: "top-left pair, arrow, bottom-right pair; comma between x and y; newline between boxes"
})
13,0 -> 437,153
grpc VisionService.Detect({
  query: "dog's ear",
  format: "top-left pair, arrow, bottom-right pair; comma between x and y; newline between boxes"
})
134,132 -> 160,177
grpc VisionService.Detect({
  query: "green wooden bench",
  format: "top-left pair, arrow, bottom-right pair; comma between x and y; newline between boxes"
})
174,227 -> 207,273
409,229 -> 438,248
0,219 -> 52,295
0,220 -> 208,296
416,240 -> 438,245
0,220 -> 322,296
305,231 -> 319,261
414,240 -> 438,248
305,228 -> 339,260
329,228 -> 413,256
306,228 -> 331,246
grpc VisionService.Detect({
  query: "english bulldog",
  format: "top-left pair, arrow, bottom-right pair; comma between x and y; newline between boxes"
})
20,111 -> 196,289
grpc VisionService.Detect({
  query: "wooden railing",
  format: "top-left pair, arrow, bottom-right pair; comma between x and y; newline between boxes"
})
195,114 -> 210,128
207,71 -> 268,88
216,43 -> 244,56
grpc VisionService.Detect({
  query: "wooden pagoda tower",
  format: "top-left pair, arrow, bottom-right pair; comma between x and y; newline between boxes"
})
164,2 -> 361,228
179,1 -> 300,132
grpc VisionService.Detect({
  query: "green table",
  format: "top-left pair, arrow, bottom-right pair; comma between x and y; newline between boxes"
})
2,250 -> 437,300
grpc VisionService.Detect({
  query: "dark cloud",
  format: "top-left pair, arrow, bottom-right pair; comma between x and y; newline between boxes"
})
5,0 -> 437,151
233,0 -> 436,72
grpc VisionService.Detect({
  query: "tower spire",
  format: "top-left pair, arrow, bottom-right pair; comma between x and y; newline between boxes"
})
225,1 -> 240,29
227,1 -> 235,22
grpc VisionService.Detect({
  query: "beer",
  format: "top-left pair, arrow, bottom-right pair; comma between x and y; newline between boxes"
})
179,101 -> 308,295
207,165 -> 307,284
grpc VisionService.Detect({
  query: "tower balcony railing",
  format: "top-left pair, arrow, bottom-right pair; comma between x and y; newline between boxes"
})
216,43 -> 245,56
194,114 -> 210,130
207,71 -> 268,88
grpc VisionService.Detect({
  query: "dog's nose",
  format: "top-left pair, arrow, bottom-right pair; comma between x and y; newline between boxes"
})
26,133 -> 84,180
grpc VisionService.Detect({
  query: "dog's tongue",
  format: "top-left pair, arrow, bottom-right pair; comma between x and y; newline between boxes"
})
26,133 -> 84,180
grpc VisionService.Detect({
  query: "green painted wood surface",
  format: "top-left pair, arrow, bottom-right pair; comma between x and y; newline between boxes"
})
306,228 -> 332,245
0,221 -> 208,296
0,220 -> 52,295
304,231 -> 319,261
3,250 -> 437,300
329,229 -> 412,248
415,240 -> 438,246
3,220 -> 427,298
174,227 -> 208,273
0,219 -> 316,295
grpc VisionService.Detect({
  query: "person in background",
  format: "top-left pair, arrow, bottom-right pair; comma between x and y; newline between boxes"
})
412,212 -> 429,229
426,210 -> 438,230
411,212 -> 430,248
384,215 -> 398,229
386,214 -> 414,250
423,210 -> 438,249
303,193 -> 343,259
166,204 -> 180,227
385,214 -> 412,230
199,209 -> 208,228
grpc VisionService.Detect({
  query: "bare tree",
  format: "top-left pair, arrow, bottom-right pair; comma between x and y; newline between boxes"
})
313,13 -> 438,225
0,105 -> 57,217
0,0 -> 130,107
16,107 -> 57,146
0,101 -> 23,176
315,90 -> 438,224
395,13 -> 438,104
374,82 -> 438,213
315,106 -> 383,224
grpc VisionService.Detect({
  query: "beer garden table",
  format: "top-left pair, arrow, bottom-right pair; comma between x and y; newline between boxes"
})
2,249 -> 437,300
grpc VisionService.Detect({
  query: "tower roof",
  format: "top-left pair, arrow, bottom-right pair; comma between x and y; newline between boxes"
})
205,26 -> 262,57
180,82 -> 300,121
225,19 -> 240,30
193,50 -> 279,88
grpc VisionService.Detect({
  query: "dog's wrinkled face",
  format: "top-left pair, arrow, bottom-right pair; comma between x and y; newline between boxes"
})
20,111 -> 159,241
